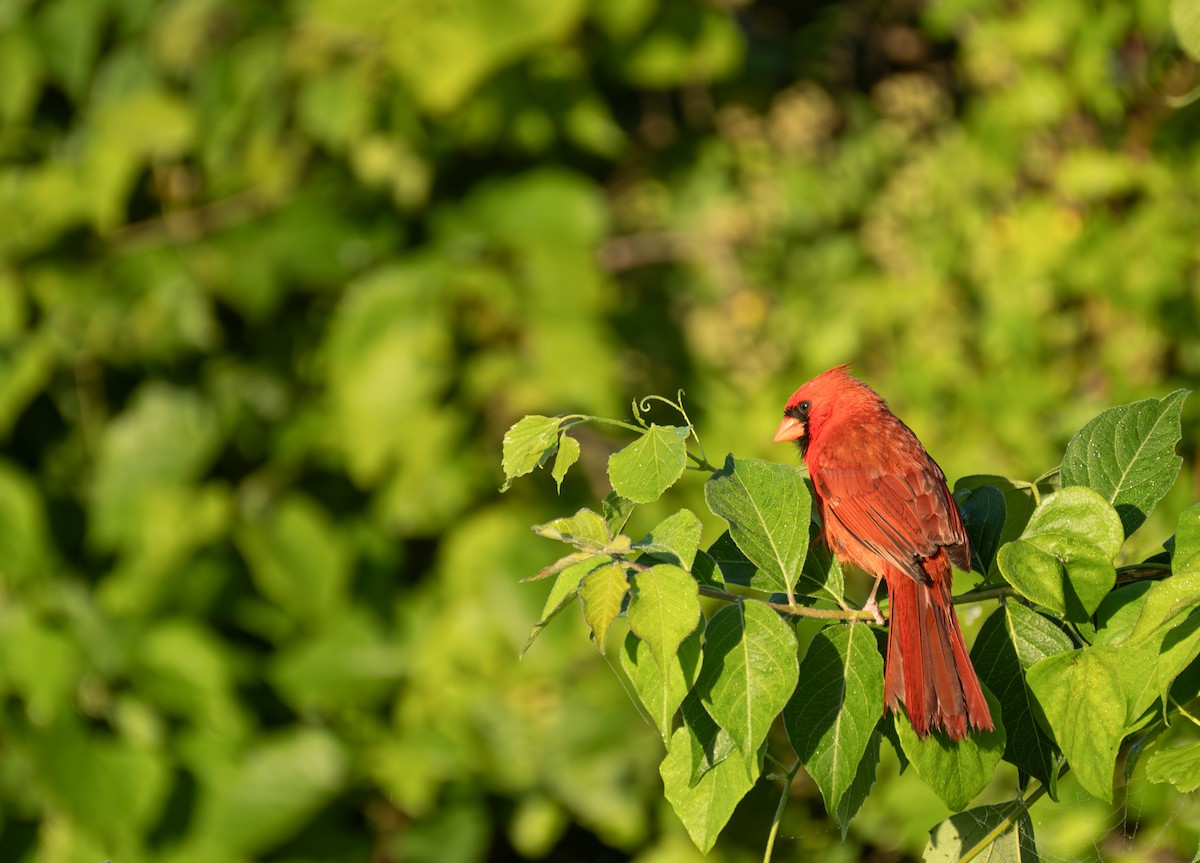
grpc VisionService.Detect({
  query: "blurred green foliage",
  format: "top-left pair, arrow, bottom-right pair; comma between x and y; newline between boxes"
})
1,0 -> 1199,860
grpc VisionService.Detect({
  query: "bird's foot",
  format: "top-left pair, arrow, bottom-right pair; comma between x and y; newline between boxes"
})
863,595 -> 885,626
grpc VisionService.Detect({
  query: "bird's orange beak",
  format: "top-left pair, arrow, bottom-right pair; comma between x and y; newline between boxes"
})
773,416 -> 805,444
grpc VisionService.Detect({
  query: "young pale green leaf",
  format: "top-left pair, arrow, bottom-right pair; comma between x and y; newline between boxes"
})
532,508 -> 610,548
1025,646 -> 1124,802
635,508 -> 703,570
695,602 -> 799,757
501,415 -> 561,491
627,564 -> 702,673
681,692 -> 738,785
923,800 -> 1040,863
1126,505 -> 1200,645
705,455 -> 810,598
522,558 -> 606,656
521,551 -> 596,583
996,487 -> 1122,619
834,725 -> 882,839
621,627 -> 703,743
551,434 -> 580,491
958,483 -> 1006,576
1059,389 -> 1189,536
1145,741 -> 1200,792
895,688 -> 1006,812
660,725 -> 762,853
784,624 -> 883,814
970,605 -> 1069,794
607,424 -> 689,503
579,562 -> 629,654
602,491 -> 635,535
1093,582 -> 1155,647
953,475 -> 1037,549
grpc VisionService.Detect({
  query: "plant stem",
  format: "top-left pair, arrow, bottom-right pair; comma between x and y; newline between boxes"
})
763,759 -> 801,863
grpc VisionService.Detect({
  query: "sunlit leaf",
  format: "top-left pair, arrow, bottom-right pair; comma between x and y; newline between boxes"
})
607,424 -> 689,503
1059,389 -> 1189,536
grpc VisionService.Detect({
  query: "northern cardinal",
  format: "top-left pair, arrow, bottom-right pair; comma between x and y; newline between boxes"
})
774,365 -> 993,740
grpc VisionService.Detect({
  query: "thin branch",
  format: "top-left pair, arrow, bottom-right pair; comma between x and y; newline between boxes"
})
697,585 -> 878,621
763,759 -> 802,863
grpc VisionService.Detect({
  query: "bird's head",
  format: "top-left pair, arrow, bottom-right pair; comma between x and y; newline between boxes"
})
773,364 -> 880,454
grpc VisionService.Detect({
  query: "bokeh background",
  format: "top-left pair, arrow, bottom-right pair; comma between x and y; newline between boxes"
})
2,0 -> 1200,860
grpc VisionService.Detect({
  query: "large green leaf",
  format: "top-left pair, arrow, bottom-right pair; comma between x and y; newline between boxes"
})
784,624 -> 883,814
996,487 -> 1122,619
1025,647 -> 1125,802
1059,389 -> 1189,536
695,602 -> 799,756
970,605 -> 1070,793
627,563 -> 701,672
635,508 -> 703,570
834,724 -> 882,838
621,626 -> 703,743
957,483 -> 1006,576
953,475 -> 1037,550
607,424 -> 690,503
660,725 -> 762,853
923,800 -> 1041,862
1126,504 -> 1200,644
705,455 -> 811,599
895,688 -> 1006,812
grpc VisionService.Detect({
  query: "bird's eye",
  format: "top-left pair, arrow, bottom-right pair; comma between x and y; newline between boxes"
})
798,400 -> 811,413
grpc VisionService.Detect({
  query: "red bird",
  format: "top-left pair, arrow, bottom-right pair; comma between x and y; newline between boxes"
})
774,366 -> 993,740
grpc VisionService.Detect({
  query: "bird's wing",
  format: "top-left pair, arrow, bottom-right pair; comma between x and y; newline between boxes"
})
810,422 -> 969,583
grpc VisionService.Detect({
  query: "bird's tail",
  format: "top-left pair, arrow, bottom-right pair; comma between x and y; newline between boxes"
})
883,552 -> 993,740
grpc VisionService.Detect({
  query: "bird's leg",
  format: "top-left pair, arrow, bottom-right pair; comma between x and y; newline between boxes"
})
863,576 -> 885,625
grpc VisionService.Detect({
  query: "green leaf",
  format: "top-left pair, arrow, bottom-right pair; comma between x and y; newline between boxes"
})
695,602 -> 799,756
1145,741 -> 1200,792
579,561 -> 630,653
627,563 -> 702,675
706,530 -> 758,586
681,691 -> 738,784
705,455 -> 811,599
1025,647 -> 1125,802
607,424 -> 689,503
1172,0 -> 1200,61
798,521 -> 845,604
501,415 -> 561,491
1127,505 -> 1200,644
996,487 -> 1123,619
532,508 -> 610,548
958,483 -> 1006,576
660,725 -> 762,854
552,434 -> 580,491
923,800 -> 1041,863
1059,389 -> 1189,536
521,557 -> 605,656
834,725 -> 882,838
784,624 -> 884,814
953,475 -> 1037,549
602,491 -> 635,535
635,508 -> 703,570
895,687 -> 1006,812
970,605 -> 1070,793
621,626 -> 703,743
